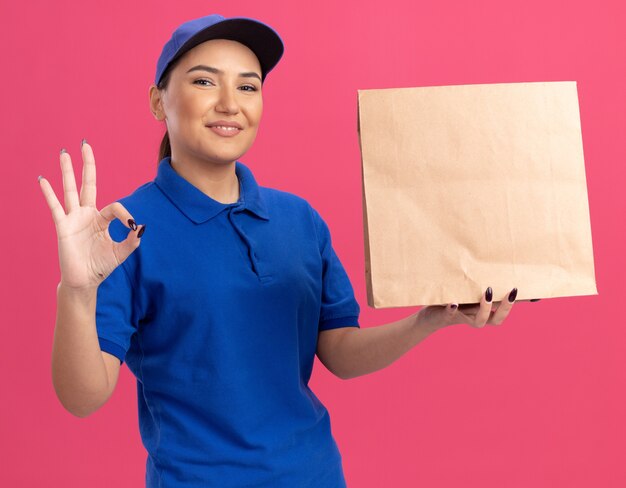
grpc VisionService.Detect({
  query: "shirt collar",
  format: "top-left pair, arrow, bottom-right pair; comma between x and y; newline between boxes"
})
154,156 -> 270,224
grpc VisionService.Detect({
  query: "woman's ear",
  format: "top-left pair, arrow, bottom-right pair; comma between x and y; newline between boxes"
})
149,84 -> 166,121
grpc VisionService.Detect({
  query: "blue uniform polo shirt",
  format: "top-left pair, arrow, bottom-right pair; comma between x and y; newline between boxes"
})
95,156 -> 361,487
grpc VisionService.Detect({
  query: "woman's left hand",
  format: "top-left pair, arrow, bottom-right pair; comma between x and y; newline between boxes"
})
417,286 -> 518,330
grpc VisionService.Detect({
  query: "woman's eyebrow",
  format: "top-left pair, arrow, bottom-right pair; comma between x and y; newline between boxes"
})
186,64 -> 261,81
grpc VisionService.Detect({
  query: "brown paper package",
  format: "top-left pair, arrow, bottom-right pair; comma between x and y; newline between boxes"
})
357,81 -> 598,308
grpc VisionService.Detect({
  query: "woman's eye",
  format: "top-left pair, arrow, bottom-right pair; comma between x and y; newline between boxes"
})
193,79 -> 258,92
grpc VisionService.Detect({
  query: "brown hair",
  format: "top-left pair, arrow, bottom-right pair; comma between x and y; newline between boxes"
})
155,58 -> 181,164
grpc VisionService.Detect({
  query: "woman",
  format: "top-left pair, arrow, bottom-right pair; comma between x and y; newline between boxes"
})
39,13 -> 520,488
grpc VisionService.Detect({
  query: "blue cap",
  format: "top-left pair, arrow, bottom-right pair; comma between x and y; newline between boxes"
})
155,14 -> 284,86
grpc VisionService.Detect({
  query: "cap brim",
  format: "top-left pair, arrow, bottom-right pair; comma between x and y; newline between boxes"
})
173,17 -> 284,82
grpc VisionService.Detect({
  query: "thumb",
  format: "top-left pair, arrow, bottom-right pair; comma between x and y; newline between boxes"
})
100,201 -> 145,264
444,303 -> 459,325
115,224 -> 145,264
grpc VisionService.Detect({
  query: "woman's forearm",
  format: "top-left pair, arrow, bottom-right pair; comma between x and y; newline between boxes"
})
333,310 -> 443,380
51,282 -> 110,417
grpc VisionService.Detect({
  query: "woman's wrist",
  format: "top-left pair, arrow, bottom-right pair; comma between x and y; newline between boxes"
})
414,307 -> 449,334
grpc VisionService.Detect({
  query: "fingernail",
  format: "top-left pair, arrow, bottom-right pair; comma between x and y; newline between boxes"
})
38,175 -> 43,182
486,287 -> 493,302
508,288 -> 518,303
451,303 -> 458,310
81,138 -> 87,146
128,219 -> 137,231
530,298 -> 541,302
137,224 -> 146,238
60,148 -> 66,155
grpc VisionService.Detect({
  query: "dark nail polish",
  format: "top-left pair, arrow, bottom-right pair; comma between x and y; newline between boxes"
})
530,298 -> 541,302
60,148 -> 66,155
486,287 -> 493,302
451,304 -> 458,310
137,224 -> 146,238
81,138 -> 87,146
128,219 -> 137,231
508,288 -> 518,303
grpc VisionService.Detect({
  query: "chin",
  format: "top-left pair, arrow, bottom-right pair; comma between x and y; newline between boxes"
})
196,136 -> 255,163
209,144 -> 252,162
206,151 -> 248,164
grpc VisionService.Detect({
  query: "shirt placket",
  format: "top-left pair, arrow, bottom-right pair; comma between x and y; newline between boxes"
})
227,206 -> 272,283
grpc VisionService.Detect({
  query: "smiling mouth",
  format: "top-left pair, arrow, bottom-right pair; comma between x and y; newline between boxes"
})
207,125 -> 243,137
210,125 -> 240,131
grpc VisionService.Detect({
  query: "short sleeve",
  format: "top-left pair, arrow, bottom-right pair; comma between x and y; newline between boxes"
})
95,218 -> 139,365
309,205 -> 361,332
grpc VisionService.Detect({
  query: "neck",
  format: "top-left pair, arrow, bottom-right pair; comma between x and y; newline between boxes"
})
169,154 -> 240,204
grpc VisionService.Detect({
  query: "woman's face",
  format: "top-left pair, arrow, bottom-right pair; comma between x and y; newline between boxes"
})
151,39 -> 263,167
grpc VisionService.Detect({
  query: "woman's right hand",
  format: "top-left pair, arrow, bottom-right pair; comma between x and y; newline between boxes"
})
39,140 -> 145,290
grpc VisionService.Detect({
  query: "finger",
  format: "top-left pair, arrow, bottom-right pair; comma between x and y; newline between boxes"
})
432,302 -> 471,328
446,303 -> 458,316
113,225 -> 144,265
38,175 -> 66,225
452,303 -> 483,325
488,288 -> 517,326
60,149 -> 80,213
100,202 -> 144,261
79,140 -> 97,208
99,201 -> 138,229
474,287 -> 493,327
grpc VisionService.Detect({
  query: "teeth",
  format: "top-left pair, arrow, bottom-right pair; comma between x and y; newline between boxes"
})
213,125 -> 238,131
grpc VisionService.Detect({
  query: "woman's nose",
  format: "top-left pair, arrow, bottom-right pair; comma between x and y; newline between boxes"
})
215,87 -> 239,114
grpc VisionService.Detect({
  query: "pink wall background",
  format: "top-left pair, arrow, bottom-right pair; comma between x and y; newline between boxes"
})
4,0 -> 625,486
